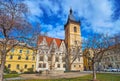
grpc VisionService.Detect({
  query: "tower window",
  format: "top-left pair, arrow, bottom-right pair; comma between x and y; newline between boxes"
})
74,26 -> 77,32
74,40 -> 77,45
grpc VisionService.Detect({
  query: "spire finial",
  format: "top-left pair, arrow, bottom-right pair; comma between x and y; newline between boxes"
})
70,8 -> 72,14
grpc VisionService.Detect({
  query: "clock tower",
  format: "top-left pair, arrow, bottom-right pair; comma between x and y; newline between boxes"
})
64,9 -> 81,49
64,9 -> 83,71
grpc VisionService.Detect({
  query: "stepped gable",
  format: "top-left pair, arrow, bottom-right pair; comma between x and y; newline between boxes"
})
38,36 -> 63,47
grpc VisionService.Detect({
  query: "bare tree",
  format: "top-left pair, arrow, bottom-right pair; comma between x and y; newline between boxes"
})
65,43 -> 82,71
0,0 -> 40,81
83,34 -> 113,81
112,33 -> 120,53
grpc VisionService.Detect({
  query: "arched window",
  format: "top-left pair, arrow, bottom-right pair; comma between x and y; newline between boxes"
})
74,26 -> 77,32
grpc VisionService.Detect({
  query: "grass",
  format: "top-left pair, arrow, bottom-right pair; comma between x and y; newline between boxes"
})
9,73 -> 120,81
4,74 -> 20,78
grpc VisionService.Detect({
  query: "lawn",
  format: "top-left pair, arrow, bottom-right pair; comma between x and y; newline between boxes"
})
4,74 -> 20,78
9,73 -> 120,81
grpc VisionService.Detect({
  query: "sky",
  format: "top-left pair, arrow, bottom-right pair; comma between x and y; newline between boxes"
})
24,0 -> 120,39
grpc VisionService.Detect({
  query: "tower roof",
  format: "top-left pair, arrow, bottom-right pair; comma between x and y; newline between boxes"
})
64,8 -> 80,29
68,8 -> 76,21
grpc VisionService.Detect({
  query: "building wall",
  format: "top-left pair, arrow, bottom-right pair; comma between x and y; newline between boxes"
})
65,22 -> 81,48
36,38 -> 66,72
83,56 -> 92,71
5,46 -> 36,73
83,49 -> 93,71
100,49 -> 120,70
64,20 -> 83,71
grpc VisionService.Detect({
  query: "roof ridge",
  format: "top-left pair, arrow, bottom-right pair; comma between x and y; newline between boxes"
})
38,35 -> 64,47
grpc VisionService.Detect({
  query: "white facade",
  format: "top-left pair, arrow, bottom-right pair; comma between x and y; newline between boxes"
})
36,37 -> 66,72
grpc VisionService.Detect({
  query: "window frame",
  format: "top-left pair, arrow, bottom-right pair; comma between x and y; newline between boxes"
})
74,26 -> 77,32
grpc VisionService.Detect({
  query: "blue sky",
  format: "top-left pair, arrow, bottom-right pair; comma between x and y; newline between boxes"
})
24,0 -> 120,39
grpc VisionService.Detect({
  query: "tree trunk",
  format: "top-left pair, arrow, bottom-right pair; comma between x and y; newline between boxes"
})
92,63 -> 97,81
68,64 -> 72,71
0,53 -> 6,81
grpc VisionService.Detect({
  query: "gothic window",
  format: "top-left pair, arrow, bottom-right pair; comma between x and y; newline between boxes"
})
39,63 -> 42,68
62,57 -> 65,62
48,56 -> 51,61
57,64 -> 60,68
39,56 -> 43,61
43,63 -> 46,68
56,57 -> 59,62
74,26 -> 77,32
63,64 -> 66,68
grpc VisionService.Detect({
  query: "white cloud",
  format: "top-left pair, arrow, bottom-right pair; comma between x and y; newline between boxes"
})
24,0 -> 120,38
41,23 -> 65,39
24,0 -> 43,17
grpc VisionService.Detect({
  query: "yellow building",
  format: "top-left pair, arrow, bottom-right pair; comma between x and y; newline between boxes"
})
5,43 -> 36,73
83,49 -> 92,71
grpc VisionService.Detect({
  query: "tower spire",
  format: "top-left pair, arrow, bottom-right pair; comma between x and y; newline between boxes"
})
70,8 -> 72,14
68,8 -> 75,21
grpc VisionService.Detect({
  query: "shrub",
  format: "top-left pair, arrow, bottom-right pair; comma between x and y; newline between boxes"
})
4,67 -> 11,73
11,71 -> 18,74
24,68 -> 35,74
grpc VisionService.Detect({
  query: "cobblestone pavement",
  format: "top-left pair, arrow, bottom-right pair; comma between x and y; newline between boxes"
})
20,71 -> 91,79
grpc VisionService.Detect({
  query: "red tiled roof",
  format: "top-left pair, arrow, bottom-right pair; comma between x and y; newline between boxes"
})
37,36 -> 63,47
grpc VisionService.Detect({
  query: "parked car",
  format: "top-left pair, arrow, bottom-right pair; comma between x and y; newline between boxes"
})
103,68 -> 118,72
111,69 -> 118,72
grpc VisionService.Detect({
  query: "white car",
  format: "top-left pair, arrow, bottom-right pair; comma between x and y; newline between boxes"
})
104,68 -> 118,72
111,69 -> 118,72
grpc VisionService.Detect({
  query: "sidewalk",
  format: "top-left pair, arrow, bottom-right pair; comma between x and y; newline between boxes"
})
4,72 -> 91,81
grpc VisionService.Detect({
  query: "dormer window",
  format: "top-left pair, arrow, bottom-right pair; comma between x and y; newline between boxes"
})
74,26 -> 77,32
